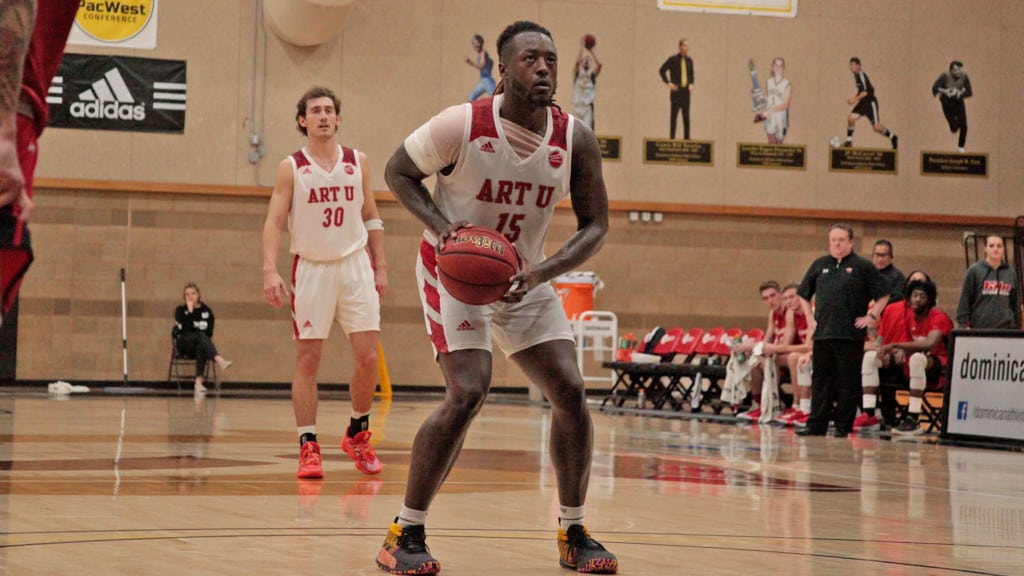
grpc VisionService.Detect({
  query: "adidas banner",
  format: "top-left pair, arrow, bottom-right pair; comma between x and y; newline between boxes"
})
48,54 -> 186,133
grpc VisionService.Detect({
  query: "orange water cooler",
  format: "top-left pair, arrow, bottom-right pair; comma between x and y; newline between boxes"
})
554,272 -> 603,320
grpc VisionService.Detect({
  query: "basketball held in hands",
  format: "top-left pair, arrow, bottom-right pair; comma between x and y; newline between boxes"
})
437,226 -> 521,305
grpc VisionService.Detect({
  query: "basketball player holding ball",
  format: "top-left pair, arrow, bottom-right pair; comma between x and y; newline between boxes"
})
377,21 -> 617,575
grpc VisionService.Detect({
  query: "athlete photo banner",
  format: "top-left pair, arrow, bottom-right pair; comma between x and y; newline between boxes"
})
48,54 -> 187,133
68,0 -> 159,49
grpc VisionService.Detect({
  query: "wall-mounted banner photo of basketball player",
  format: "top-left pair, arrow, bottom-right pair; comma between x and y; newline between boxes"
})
646,38 -> 713,167
571,34 -> 601,131
921,60 -> 987,178
571,34 -> 621,162
737,57 -> 805,171
750,57 -> 791,144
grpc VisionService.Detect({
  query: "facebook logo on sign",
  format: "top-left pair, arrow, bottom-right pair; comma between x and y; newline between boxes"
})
957,401 -> 969,421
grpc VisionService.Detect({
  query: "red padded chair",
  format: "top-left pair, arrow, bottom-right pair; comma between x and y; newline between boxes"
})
651,327 -> 685,361
674,327 -> 703,360
712,327 -> 744,357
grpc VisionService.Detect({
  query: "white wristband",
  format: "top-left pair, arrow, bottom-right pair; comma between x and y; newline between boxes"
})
364,218 -> 384,231
753,342 -> 764,357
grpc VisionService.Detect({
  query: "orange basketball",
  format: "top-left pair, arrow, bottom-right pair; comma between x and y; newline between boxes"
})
437,226 -> 521,305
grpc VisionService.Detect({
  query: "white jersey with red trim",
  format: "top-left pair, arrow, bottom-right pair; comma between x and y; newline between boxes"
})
287,145 -> 367,261
431,95 -> 573,267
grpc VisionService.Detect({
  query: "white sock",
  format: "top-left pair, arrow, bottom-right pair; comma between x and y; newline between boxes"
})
799,398 -> 811,413
297,425 -> 316,438
863,394 -> 876,410
397,506 -> 428,527
909,397 -> 923,414
351,408 -> 371,419
559,505 -> 585,530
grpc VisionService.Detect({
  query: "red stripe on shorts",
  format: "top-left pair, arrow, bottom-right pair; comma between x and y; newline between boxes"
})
290,254 -> 299,339
419,239 -> 448,353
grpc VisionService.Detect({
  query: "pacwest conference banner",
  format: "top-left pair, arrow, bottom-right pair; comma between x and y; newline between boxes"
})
48,54 -> 186,133
68,0 -> 159,49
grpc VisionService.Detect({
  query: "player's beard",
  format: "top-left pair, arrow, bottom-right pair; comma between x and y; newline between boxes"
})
508,75 -> 555,107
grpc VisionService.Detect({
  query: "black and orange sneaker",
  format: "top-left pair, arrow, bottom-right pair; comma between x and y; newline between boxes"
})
558,524 -> 618,574
376,520 -> 441,575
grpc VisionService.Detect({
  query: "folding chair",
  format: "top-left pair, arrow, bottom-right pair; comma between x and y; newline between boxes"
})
659,327 -> 703,410
168,327 -> 219,392
651,327 -> 684,361
893,380 -> 945,433
687,327 -> 726,412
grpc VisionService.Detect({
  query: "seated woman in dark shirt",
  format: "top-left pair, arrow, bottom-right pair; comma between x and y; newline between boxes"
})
175,282 -> 232,392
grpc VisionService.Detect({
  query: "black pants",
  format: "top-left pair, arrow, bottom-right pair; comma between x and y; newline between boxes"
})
808,339 -> 863,435
177,332 -> 218,378
940,97 -> 967,148
669,91 -> 691,140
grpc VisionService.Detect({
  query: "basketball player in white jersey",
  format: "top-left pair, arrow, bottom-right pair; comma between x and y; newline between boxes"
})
262,86 -> 388,480
755,57 -> 791,144
375,21 -> 617,575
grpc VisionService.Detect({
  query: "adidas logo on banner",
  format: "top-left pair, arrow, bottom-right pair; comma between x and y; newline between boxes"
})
456,320 -> 474,332
47,76 -> 64,105
479,141 -> 495,153
152,80 -> 187,111
70,68 -> 146,120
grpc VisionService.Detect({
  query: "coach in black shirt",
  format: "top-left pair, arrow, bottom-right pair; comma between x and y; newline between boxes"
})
797,223 -> 889,437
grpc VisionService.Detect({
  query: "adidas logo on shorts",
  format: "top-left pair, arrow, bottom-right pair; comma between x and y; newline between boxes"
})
456,320 -> 474,332
303,320 -> 313,328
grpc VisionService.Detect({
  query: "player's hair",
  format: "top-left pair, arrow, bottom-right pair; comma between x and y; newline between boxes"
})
874,239 -> 894,258
295,86 -> 340,137
782,283 -> 799,293
831,223 -> 854,240
759,280 -> 781,293
903,271 -> 932,295
949,60 -> 963,71
679,38 -> 688,47
906,279 -> 937,310
497,20 -> 553,62
473,34 -> 484,47
772,57 -> 785,68
849,57 -> 861,66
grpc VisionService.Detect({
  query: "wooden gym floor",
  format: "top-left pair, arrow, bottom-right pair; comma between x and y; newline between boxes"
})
1,389 -> 1022,575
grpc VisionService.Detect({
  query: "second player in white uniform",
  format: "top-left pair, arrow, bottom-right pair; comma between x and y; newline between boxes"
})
262,86 -> 387,480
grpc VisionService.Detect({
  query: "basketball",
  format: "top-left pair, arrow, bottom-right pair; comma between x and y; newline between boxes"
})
437,226 -> 521,305
584,34 -> 596,50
